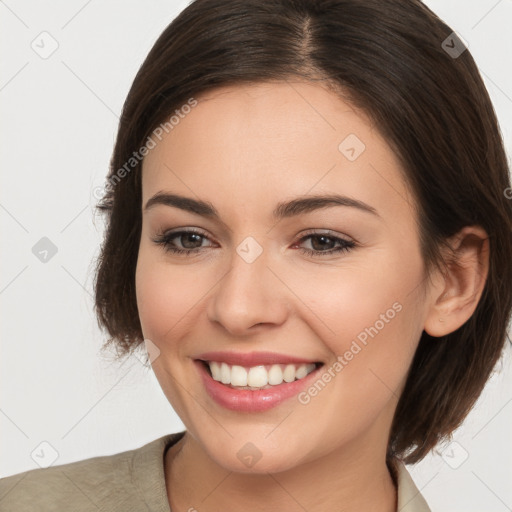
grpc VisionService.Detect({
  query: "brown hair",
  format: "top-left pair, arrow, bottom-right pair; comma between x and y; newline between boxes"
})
94,0 -> 512,464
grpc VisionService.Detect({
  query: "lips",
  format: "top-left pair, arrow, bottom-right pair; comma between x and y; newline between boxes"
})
193,351 -> 325,412
195,350 -> 320,366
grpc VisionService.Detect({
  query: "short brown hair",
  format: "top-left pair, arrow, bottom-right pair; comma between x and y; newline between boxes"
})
94,0 -> 512,464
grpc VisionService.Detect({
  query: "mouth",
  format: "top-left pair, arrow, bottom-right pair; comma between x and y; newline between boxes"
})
197,360 -> 324,390
194,356 -> 326,412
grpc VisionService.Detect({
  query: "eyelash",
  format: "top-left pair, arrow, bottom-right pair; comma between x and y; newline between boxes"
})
152,228 -> 356,257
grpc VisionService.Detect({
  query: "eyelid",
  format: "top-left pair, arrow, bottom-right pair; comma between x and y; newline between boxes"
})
160,226 -> 209,236
155,227 -> 353,245
152,226 -> 357,260
297,228 -> 353,241
154,227 -> 216,246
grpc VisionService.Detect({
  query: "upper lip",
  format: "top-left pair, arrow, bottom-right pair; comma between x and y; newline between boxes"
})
195,351 -> 321,367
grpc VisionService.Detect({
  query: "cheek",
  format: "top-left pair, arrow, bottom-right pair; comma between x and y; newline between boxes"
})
135,246 -> 198,416
285,248 -> 424,394
135,244 -> 195,344
287,284 -> 422,453
285,252 -> 419,348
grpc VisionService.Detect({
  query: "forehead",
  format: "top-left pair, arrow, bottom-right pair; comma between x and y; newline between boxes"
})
141,81 -> 415,224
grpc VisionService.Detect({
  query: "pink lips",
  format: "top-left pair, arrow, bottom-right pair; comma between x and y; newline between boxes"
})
195,350 -> 319,366
194,352 -> 323,412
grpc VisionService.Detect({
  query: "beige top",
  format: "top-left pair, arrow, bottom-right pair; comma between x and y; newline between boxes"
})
0,431 -> 431,511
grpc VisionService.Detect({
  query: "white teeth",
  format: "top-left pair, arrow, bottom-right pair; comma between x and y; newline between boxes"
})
268,364 -> 283,385
210,361 -> 221,381
231,365 -> 248,386
283,364 -> 296,383
220,362 -> 231,384
206,361 -> 317,389
295,365 -> 308,379
248,366 -> 268,387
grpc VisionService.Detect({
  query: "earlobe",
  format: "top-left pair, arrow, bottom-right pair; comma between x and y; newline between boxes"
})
423,225 -> 490,338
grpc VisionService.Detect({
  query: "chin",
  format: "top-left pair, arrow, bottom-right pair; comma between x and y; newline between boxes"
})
202,436 -> 307,475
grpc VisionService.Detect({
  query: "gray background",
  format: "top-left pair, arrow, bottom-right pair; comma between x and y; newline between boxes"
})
1,1 -> 511,510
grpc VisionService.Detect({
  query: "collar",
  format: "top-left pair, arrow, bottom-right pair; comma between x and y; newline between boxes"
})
132,432 -> 431,512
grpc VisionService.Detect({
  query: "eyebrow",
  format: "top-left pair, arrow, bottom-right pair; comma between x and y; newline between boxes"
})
143,192 -> 380,219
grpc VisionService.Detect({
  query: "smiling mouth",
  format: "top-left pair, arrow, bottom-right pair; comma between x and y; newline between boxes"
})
198,360 -> 324,390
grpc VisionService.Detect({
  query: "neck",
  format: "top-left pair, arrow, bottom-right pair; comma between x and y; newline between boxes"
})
164,431 -> 397,512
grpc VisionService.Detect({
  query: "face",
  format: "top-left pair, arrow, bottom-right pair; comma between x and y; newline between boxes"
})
136,81 -> 431,473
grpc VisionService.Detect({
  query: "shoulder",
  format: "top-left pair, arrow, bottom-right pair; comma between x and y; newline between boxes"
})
0,432 -> 184,512
0,443 -> 137,512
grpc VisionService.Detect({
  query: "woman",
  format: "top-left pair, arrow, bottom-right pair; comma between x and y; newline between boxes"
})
1,0 -> 511,510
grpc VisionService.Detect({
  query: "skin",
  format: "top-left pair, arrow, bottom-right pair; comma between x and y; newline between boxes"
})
135,80 -> 489,511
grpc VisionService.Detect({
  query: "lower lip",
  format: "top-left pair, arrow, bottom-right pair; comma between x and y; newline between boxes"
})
195,360 -> 323,412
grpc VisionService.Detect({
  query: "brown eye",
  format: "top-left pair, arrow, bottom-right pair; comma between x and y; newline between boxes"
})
152,229 -> 213,255
295,232 -> 356,257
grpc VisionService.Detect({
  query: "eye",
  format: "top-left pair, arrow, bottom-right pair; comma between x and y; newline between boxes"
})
293,230 -> 356,257
152,228 -> 214,255
152,228 -> 356,258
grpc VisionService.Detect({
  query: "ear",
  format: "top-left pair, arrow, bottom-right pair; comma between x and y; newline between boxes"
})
423,225 -> 490,337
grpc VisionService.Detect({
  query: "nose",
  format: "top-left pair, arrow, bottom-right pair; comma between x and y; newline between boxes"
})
207,240 -> 289,336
